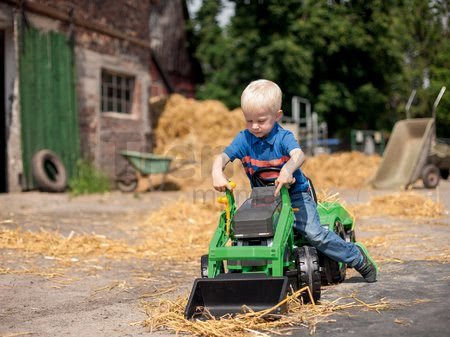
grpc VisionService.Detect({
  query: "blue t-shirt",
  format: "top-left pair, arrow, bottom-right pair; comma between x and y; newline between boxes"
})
224,122 -> 309,194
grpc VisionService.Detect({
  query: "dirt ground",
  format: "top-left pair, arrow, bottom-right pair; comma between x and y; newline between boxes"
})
1,181 -> 449,337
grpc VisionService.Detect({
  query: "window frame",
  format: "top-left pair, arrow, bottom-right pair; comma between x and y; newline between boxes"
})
100,69 -> 135,115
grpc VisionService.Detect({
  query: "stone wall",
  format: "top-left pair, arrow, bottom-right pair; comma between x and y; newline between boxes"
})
28,1 -> 152,181
76,48 -> 151,179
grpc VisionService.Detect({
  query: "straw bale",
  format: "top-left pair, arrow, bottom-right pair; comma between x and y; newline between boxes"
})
349,192 -> 444,219
302,152 -> 381,189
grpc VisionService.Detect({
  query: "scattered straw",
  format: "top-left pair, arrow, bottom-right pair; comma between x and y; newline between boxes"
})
0,228 -> 137,260
0,267 -> 65,279
302,152 -> 381,189
0,198 -> 220,263
423,249 -> 450,263
90,280 -> 130,296
141,289 -> 391,337
350,191 -> 444,219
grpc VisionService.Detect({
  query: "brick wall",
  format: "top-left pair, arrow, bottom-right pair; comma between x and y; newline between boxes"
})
28,0 -> 153,180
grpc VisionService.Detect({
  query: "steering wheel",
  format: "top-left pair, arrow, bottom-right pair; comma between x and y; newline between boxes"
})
251,167 -> 318,204
251,167 -> 281,187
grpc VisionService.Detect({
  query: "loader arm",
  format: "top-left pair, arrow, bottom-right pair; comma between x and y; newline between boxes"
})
208,186 -> 295,277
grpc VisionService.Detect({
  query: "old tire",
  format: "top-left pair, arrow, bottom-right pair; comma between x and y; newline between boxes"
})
422,164 -> 440,189
32,149 -> 67,192
297,246 -> 321,303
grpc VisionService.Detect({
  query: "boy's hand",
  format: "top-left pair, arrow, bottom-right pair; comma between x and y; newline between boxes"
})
274,169 -> 295,196
213,173 -> 232,192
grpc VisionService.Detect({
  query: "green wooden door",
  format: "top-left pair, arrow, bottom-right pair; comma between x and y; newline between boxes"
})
19,25 -> 80,190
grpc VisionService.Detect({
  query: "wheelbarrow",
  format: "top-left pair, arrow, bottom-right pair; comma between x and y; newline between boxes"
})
116,151 -> 173,192
373,87 -> 448,189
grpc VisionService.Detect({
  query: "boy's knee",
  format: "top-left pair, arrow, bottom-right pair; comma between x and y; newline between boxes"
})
304,227 -> 326,246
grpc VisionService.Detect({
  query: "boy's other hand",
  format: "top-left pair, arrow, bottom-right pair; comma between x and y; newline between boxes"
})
274,170 -> 295,196
213,173 -> 232,192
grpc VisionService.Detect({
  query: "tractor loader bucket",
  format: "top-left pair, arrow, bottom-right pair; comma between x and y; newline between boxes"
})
184,275 -> 289,319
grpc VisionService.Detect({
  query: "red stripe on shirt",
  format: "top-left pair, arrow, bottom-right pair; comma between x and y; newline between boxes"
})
241,156 -> 290,167
244,167 -> 255,175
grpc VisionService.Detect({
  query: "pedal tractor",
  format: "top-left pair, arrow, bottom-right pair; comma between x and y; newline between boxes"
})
185,168 -> 355,319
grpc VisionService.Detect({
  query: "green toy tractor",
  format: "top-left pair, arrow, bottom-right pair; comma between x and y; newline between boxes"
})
185,168 -> 356,319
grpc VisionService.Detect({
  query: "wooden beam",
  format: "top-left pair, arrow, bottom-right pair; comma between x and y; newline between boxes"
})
1,0 -> 152,49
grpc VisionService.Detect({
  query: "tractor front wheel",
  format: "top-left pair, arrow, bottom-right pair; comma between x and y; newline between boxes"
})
296,246 -> 321,303
200,254 -> 224,278
200,255 -> 209,278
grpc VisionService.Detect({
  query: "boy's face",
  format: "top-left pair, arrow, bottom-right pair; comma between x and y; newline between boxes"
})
243,108 -> 282,138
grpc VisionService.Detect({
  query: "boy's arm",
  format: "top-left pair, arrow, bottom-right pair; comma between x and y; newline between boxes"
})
212,153 -> 232,192
274,148 -> 306,196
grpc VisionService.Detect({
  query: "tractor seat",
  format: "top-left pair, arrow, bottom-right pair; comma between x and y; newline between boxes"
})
233,186 -> 281,239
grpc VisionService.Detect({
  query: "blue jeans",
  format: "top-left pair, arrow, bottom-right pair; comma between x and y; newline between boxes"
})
291,191 -> 361,267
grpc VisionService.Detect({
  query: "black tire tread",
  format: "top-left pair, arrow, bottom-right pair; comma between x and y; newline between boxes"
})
298,246 -> 321,303
31,149 -> 67,192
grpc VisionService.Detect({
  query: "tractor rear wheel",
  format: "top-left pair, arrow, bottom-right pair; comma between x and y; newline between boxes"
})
297,246 -> 321,303
320,222 -> 347,285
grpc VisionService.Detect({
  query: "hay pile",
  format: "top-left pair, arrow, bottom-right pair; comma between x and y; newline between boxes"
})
302,152 -> 381,189
152,95 -> 382,191
142,288 -> 391,337
153,94 -> 249,191
350,192 -> 444,219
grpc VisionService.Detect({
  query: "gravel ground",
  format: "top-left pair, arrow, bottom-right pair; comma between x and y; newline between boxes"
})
0,181 -> 449,337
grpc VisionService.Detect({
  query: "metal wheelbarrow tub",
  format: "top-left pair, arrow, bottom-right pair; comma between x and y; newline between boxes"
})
184,274 -> 289,319
373,118 -> 435,189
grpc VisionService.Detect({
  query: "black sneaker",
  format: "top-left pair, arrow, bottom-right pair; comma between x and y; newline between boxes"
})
354,243 -> 378,283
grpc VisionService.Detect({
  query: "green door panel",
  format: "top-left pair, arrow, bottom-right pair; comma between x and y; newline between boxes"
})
19,25 -> 80,189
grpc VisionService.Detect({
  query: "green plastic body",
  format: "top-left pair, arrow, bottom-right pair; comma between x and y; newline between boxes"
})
207,187 -> 354,278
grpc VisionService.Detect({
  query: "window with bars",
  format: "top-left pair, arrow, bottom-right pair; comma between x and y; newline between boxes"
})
101,70 -> 135,114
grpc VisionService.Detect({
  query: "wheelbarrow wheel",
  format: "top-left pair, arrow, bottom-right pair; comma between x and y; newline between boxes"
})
296,246 -> 321,303
422,164 -> 440,189
117,178 -> 138,192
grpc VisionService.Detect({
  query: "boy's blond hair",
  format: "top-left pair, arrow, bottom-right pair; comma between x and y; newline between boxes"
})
241,79 -> 282,115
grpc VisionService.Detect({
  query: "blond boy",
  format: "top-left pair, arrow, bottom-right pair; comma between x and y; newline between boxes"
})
212,79 -> 377,282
